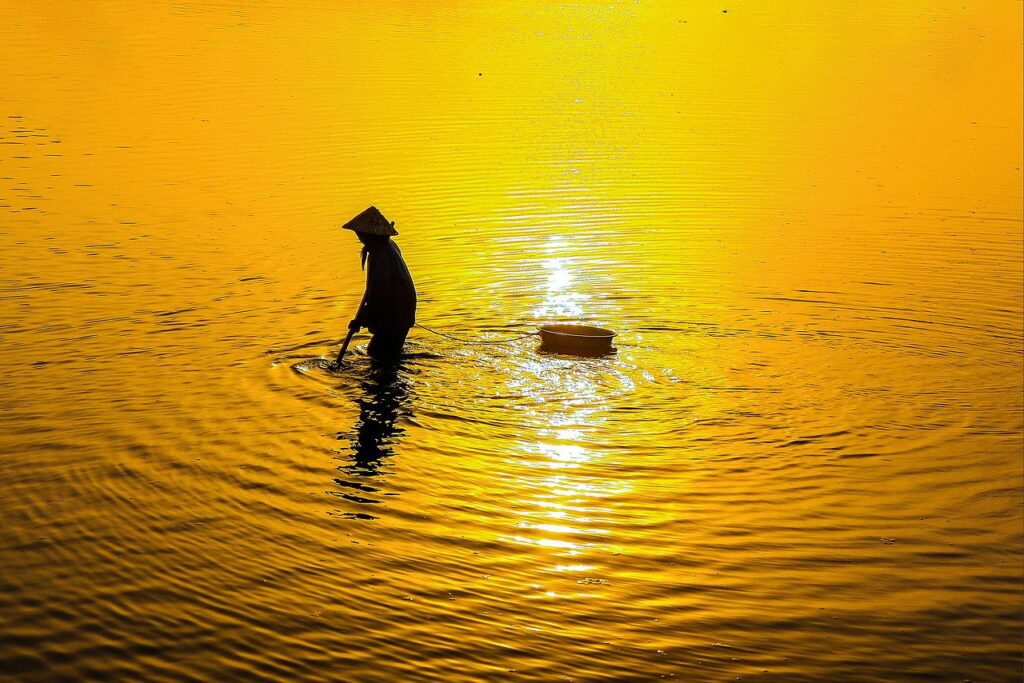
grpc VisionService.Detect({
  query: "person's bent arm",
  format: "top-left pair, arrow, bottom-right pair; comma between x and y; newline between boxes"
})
355,253 -> 392,332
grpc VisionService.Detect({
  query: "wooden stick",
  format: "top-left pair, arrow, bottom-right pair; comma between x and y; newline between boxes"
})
334,326 -> 357,366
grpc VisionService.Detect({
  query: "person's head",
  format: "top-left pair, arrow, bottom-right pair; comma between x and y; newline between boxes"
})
342,206 -> 398,243
356,231 -> 390,248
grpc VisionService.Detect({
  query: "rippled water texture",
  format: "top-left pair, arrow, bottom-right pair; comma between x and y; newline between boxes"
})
2,2 -> 1022,681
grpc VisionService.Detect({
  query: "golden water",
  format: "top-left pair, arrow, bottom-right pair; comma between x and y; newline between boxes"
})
2,2 -> 1022,681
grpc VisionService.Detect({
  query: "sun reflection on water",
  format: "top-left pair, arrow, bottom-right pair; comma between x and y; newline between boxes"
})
533,254 -> 588,319
501,433 -> 633,591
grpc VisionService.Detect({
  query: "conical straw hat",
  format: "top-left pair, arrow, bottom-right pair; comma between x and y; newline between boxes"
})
342,206 -> 398,236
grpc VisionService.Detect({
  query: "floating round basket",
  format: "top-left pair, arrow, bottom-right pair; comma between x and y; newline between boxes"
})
537,324 -> 616,357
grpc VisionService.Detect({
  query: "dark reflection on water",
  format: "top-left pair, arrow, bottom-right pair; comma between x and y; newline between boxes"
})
342,359 -> 413,476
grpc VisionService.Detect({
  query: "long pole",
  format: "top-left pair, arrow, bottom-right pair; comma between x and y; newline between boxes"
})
334,325 -> 357,367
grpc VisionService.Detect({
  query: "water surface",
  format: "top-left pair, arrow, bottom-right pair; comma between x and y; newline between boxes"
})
1,2 -> 1022,681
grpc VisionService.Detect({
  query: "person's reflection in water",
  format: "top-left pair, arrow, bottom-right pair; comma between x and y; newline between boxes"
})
337,357 -> 412,479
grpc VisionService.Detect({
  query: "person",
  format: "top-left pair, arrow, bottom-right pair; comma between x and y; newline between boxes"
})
337,206 -> 416,362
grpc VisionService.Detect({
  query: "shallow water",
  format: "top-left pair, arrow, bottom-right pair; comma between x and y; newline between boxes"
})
1,2 -> 1022,681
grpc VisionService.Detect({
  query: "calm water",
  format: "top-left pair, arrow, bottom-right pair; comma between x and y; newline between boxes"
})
2,2 -> 1022,681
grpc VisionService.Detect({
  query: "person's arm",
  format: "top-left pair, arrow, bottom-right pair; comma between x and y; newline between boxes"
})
352,251 -> 392,332
350,288 -> 369,331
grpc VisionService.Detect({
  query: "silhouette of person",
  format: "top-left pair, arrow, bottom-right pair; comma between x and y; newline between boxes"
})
338,206 -> 416,363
